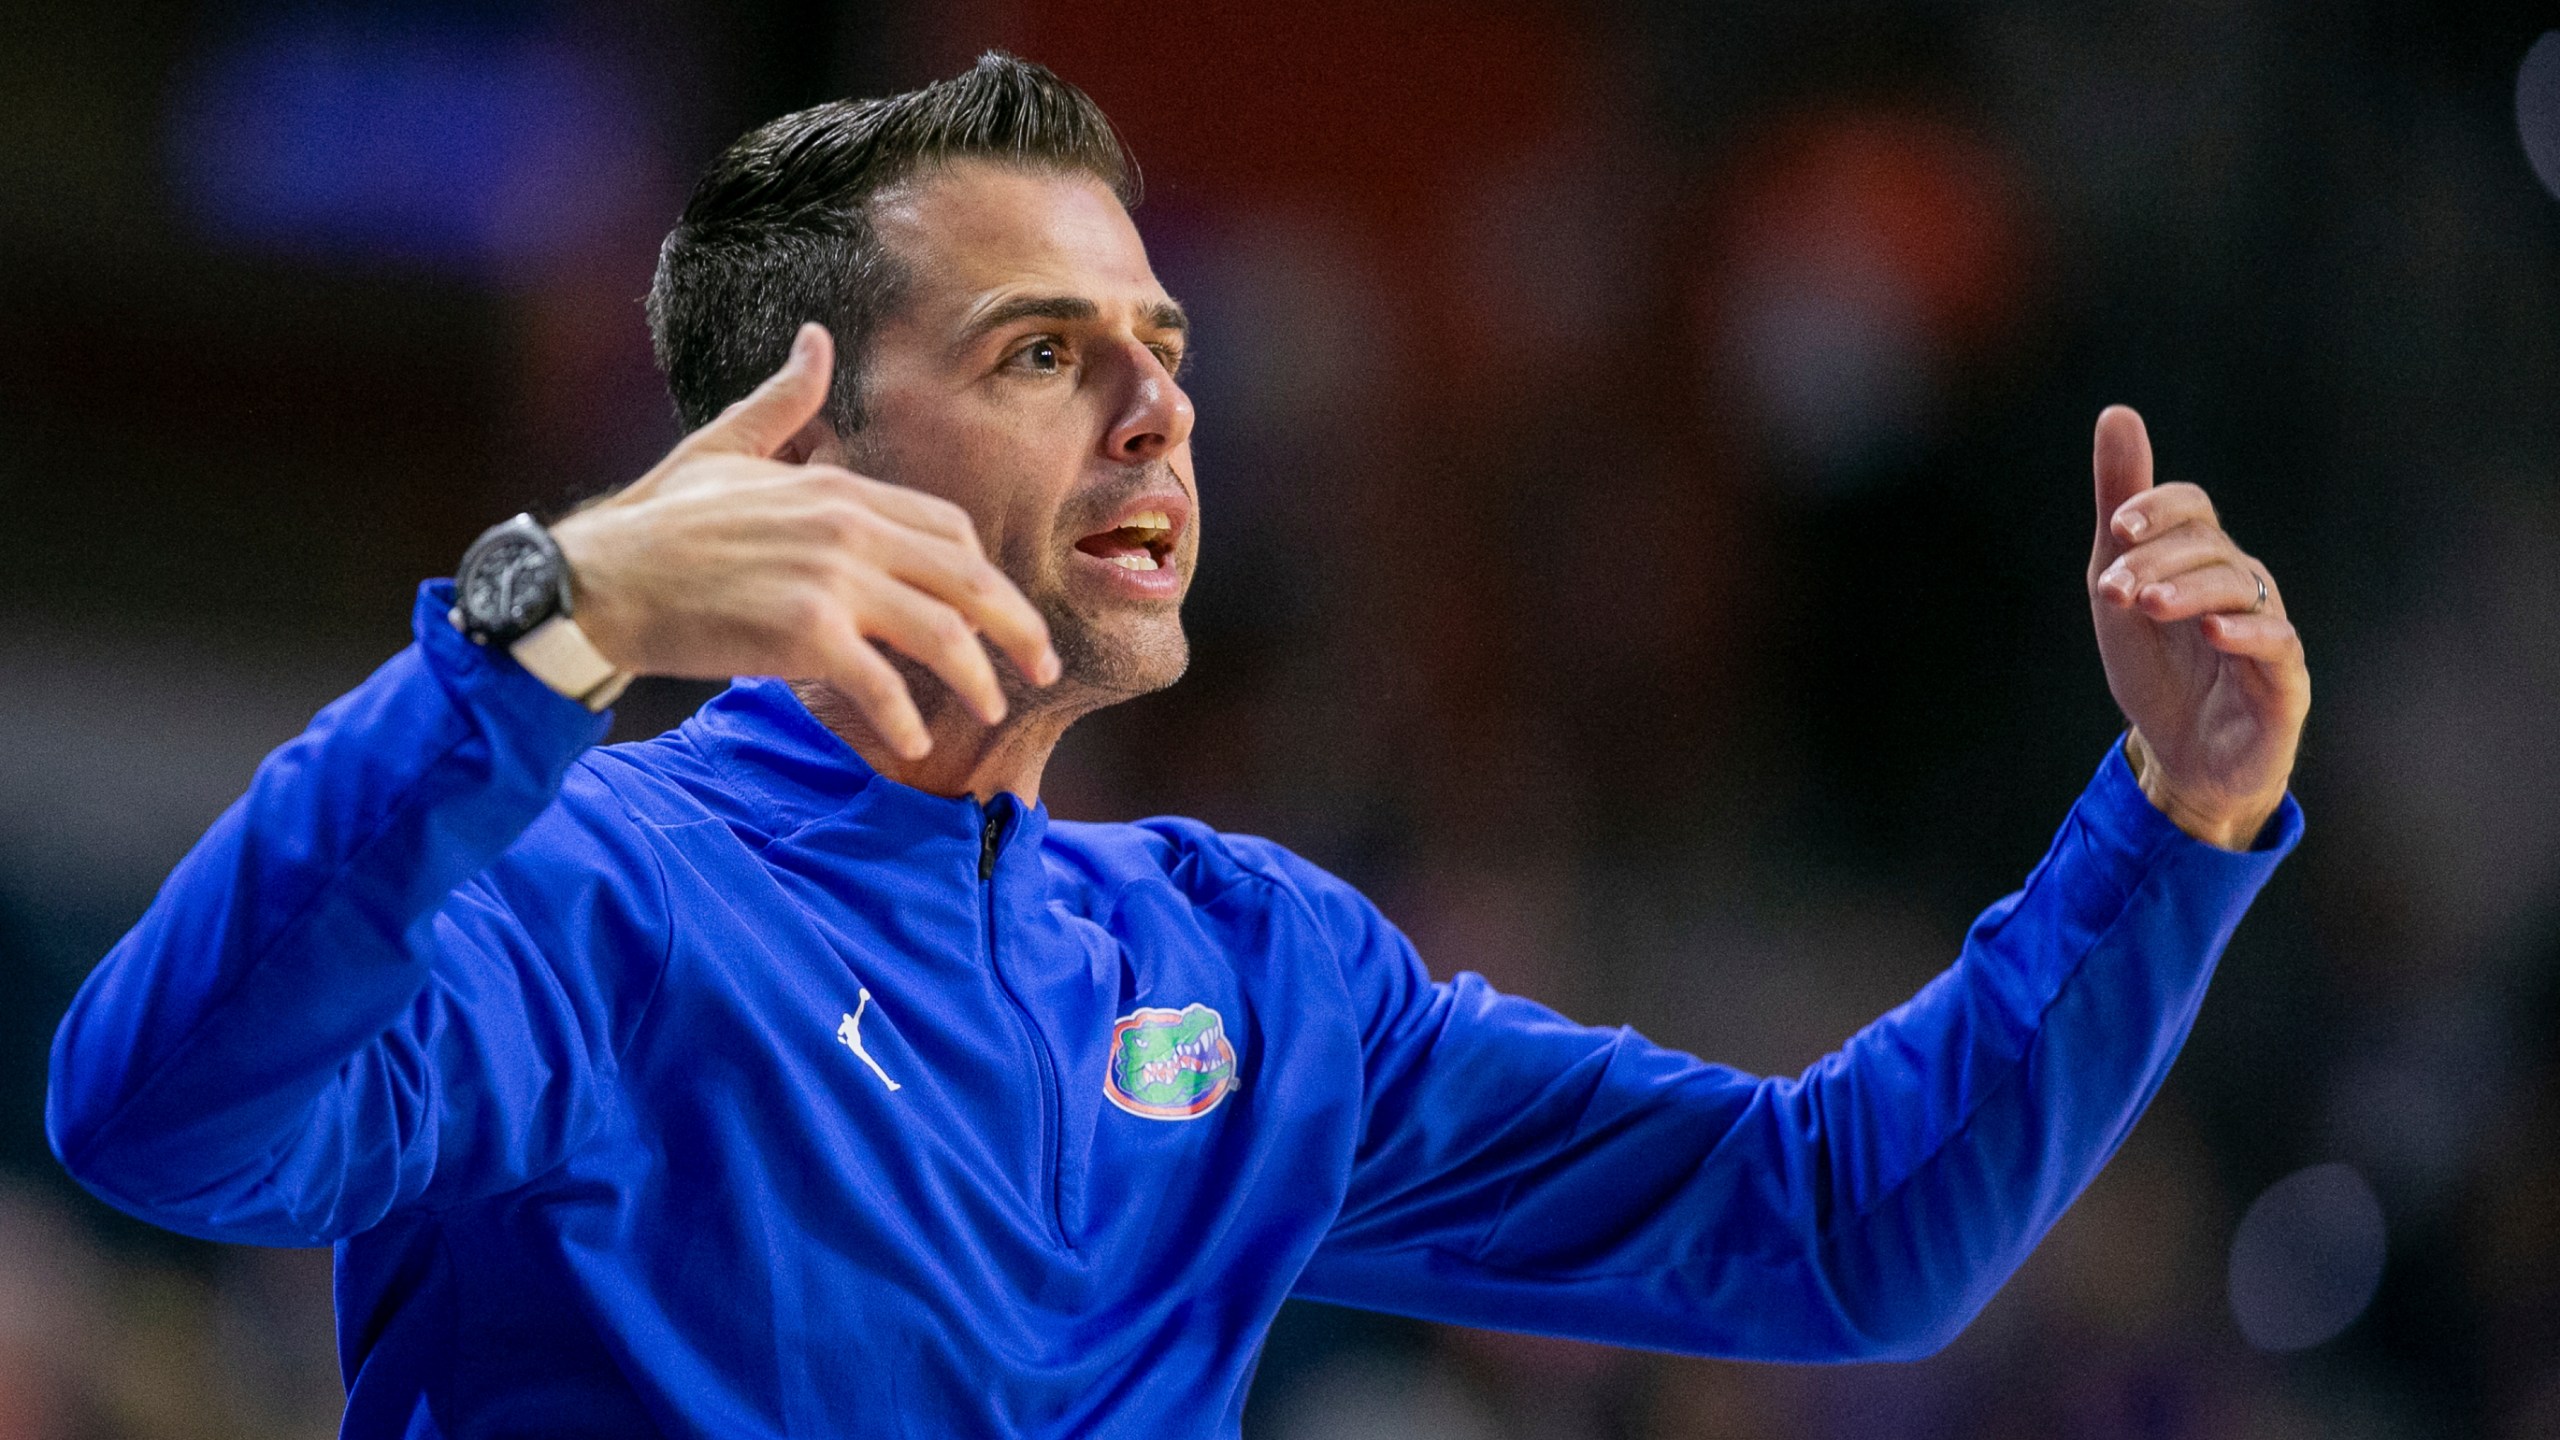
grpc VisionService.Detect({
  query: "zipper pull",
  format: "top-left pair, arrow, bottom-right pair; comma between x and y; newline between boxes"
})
978,809 -> 1004,880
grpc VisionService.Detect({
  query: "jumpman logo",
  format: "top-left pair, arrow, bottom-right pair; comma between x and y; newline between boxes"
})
837,989 -> 902,1093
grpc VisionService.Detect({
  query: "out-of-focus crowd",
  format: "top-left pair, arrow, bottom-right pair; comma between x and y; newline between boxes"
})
3,2 -> 2557,1436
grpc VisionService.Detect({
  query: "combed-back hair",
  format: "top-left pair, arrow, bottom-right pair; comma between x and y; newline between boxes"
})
647,52 -> 1135,435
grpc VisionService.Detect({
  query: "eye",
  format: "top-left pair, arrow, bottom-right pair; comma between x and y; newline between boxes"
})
1149,342 -> 1187,376
1008,337 -> 1064,375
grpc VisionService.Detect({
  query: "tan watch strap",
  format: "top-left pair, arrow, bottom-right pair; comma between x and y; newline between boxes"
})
509,615 -> 634,712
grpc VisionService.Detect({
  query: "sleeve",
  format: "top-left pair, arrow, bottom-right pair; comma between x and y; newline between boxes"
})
44,581 -> 669,1248
1284,740 -> 2302,1361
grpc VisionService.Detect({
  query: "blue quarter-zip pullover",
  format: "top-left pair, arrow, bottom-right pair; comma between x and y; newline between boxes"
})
48,581 -> 2300,1437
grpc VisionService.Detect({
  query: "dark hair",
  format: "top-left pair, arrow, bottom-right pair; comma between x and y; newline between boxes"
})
647,52 -> 1135,435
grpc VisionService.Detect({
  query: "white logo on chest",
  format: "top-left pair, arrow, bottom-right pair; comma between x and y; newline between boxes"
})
837,988 -> 902,1093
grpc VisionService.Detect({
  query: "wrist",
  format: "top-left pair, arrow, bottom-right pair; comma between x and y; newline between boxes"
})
2124,729 -> 2281,851
511,616 -> 634,712
452,512 -> 634,713
546,510 -> 644,675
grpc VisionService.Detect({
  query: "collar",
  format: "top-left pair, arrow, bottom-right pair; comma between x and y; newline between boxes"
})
678,678 -> 1049,855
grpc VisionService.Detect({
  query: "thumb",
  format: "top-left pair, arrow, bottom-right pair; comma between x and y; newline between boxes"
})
2090,403 -> 2153,565
683,323 -> 836,459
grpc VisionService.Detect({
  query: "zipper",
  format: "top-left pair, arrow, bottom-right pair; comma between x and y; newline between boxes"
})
977,809 -> 1004,881
979,803 -> 1068,1248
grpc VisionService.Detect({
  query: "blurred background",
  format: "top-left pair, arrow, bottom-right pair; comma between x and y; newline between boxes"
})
4,1 -> 2559,1435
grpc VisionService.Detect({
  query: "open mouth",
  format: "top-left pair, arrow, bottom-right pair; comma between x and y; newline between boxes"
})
1073,510 -> 1176,572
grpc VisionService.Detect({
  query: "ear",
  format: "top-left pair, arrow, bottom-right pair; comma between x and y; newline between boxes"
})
772,409 -> 841,467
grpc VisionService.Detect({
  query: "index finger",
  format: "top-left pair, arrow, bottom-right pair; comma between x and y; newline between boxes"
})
854,476 -> 983,548
880,536 -> 1061,686
2090,405 -> 2153,567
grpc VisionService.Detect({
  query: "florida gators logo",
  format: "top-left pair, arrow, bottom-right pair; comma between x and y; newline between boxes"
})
1104,1004 -> 1237,1120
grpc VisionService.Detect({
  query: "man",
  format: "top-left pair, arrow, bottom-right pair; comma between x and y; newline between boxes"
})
49,54 -> 2308,1438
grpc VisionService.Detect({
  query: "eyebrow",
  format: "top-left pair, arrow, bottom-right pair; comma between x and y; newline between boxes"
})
955,294 -> 1190,352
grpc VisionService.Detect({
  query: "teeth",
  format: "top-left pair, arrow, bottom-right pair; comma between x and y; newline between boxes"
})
1108,553 -> 1160,571
1125,511 -> 1171,530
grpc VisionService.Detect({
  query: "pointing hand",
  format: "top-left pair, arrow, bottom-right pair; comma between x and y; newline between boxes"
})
551,324 -> 1060,759
2086,406 -> 2309,850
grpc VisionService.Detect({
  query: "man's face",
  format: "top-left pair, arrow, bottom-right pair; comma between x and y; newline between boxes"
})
844,159 -> 1198,702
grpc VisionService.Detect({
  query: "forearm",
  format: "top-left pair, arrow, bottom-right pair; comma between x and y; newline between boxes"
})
1767,738 -> 2298,1354
46,583 -> 608,1214
1812,753 -> 2293,1332
1310,742 -> 2299,1362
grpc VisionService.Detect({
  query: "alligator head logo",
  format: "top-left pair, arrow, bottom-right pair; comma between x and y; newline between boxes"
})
1104,1003 -> 1238,1120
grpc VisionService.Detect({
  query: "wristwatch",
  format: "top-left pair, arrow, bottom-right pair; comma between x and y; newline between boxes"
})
450,513 -> 633,712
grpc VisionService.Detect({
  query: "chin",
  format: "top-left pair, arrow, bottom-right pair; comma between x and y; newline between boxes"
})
1049,608 -> 1189,698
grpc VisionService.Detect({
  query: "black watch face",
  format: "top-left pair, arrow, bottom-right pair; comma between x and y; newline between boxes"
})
463,534 -> 560,641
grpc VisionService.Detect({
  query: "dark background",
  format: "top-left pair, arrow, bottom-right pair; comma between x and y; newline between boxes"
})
4,2 -> 2559,1436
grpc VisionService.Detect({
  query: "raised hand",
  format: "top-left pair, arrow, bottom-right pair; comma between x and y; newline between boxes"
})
551,323 -> 1059,759
2086,405 -> 2309,849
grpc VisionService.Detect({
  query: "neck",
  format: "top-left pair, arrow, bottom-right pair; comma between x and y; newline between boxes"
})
792,679 -> 1097,805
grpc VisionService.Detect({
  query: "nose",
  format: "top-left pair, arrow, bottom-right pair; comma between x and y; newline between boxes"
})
1102,343 -> 1195,466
